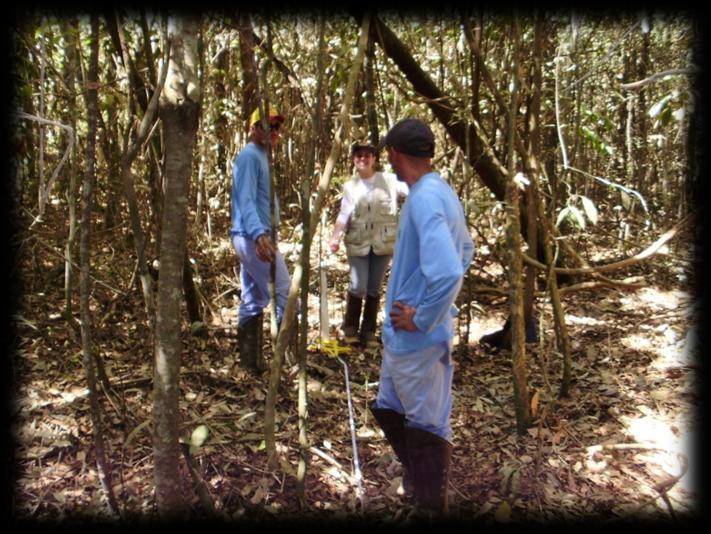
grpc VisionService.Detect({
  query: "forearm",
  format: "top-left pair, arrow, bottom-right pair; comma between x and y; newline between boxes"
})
331,220 -> 347,241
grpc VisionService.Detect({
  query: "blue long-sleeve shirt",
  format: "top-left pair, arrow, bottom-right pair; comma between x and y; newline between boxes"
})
382,172 -> 475,354
230,142 -> 278,240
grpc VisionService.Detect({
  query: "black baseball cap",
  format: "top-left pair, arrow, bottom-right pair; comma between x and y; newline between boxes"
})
350,141 -> 376,155
377,118 -> 435,158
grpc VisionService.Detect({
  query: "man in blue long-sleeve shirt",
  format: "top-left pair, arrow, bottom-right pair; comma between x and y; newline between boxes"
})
370,118 -> 474,517
231,106 -> 290,371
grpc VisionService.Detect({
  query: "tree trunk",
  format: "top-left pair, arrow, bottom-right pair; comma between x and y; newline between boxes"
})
154,15 -> 201,517
463,10 -> 483,124
523,13 -> 545,329
213,43 -> 230,180
119,32 -> 170,335
97,90 -> 122,231
106,10 -> 164,263
61,20 -> 80,328
638,18 -> 651,196
37,32 -> 46,214
79,15 -> 120,516
296,15 -> 326,504
364,33 -> 379,145
505,18 -> 530,435
686,19 -> 702,293
264,13 -> 370,471
237,12 -> 258,129
183,253 -> 202,326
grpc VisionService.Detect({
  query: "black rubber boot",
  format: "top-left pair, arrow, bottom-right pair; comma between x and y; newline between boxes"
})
370,405 -> 414,497
360,294 -> 380,346
238,313 -> 265,371
342,293 -> 363,343
405,426 -> 453,516
480,316 -> 538,351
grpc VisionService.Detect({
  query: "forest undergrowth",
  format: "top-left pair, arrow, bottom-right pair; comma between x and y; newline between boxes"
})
10,203 -> 701,524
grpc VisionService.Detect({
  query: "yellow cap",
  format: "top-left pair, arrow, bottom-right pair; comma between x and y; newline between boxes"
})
250,105 -> 285,126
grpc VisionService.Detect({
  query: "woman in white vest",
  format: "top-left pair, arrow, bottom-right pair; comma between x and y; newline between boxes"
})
330,141 -> 408,345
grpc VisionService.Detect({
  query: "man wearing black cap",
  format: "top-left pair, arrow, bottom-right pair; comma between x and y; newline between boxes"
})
369,118 -> 475,517
230,106 -> 290,372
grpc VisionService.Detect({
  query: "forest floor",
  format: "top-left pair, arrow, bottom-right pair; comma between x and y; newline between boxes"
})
10,208 -> 702,525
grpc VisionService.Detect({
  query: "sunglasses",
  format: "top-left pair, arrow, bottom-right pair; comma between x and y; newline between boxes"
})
256,122 -> 281,132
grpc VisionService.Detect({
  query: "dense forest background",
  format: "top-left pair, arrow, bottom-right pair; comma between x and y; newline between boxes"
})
6,8 -> 705,524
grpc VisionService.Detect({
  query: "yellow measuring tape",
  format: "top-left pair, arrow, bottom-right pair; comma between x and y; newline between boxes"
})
308,338 -> 353,358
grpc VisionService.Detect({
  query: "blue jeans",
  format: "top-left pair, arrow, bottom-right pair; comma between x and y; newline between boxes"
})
232,234 -> 291,327
373,340 -> 454,442
348,249 -> 391,298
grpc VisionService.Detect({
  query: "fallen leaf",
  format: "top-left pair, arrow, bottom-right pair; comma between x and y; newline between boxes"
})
495,500 -> 512,522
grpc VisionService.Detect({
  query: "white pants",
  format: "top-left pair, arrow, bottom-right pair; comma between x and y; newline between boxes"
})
374,340 -> 454,442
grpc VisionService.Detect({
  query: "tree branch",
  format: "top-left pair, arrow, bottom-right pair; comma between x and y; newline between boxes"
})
621,68 -> 691,91
522,214 -> 691,276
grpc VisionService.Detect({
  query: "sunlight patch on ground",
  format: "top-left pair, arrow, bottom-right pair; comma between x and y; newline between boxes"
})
620,413 -> 693,495
620,287 -> 688,311
564,314 -> 606,327
620,333 -> 655,353
625,415 -> 676,450
620,328 -> 691,371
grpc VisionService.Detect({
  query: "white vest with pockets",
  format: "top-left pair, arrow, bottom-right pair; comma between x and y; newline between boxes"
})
343,172 -> 400,257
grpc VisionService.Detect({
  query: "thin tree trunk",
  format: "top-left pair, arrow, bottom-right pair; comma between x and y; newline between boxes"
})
119,31 -> 170,335
213,44 -> 230,178
505,17 -> 531,435
257,22 -> 280,349
195,130 -> 207,229
296,15 -> 326,503
519,18 -> 573,397
79,15 -> 120,516
62,20 -> 79,329
523,13 -> 545,328
97,98 -> 122,231
626,92 -> 635,185
264,13 -> 370,471
237,12 -> 258,128
296,182 -> 312,505
38,33 -> 46,213
364,33 -> 379,145
528,180 -> 574,397
183,253 -> 202,326
154,15 -> 201,517
106,9 -> 165,265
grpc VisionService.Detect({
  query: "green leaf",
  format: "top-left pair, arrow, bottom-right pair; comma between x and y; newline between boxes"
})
620,190 -> 632,210
659,106 -> 673,128
189,424 -> 209,455
649,94 -> 673,118
580,196 -> 598,225
557,206 -> 585,230
555,206 -> 570,228
190,321 -> 207,335
569,206 -> 586,230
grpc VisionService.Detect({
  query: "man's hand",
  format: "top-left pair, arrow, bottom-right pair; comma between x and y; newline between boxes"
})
390,301 -> 418,332
329,236 -> 340,253
255,234 -> 277,263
